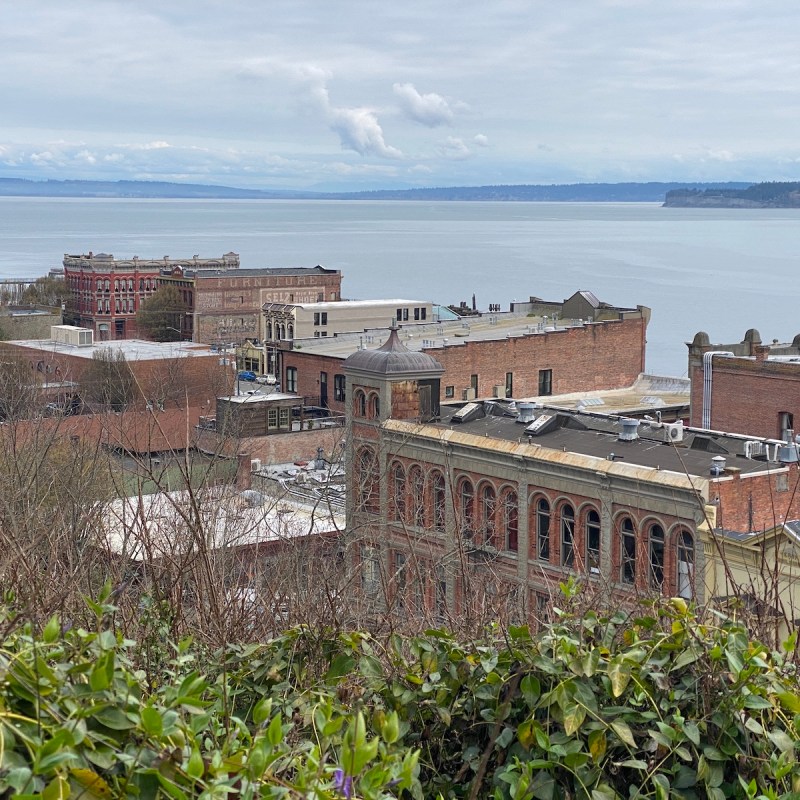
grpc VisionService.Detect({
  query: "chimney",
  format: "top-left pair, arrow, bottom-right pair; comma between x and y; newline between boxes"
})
755,345 -> 770,362
236,452 -> 252,489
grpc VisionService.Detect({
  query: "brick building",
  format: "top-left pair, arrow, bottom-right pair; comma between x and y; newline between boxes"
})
688,328 -> 800,439
1,328 -> 232,413
279,302 -> 648,413
193,266 -> 342,346
63,251 -> 342,347
343,328 -> 800,625
63,252 -> 240,341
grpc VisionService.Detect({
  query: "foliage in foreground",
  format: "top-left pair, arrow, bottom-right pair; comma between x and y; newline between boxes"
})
1,593 -> 800,799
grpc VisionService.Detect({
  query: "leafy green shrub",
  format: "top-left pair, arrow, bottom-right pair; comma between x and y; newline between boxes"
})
1,593 -> 799,799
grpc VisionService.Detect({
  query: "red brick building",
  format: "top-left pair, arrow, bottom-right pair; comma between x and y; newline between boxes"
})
343,328 -> 800,624
688,328 -> 800,439
281,307 -> 648,413
63,252 -> 342,346
193,266 -> 342,345
1,333 -> 232,413
63,252 -> 240,341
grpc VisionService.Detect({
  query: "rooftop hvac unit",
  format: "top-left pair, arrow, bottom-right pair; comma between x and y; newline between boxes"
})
664,421 -> 684,443
492,384 -> 506,398
50,325 -> 93,347
250,458 -> 262,473
462,387 -> 476,401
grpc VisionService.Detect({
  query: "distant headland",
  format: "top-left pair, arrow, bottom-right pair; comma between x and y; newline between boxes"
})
664,181 -> 800,208
0,177 -> 752,202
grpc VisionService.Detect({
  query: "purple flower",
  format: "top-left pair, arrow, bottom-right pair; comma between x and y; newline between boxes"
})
333,768 -> 353,799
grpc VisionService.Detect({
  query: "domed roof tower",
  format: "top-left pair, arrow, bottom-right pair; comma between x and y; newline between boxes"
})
344,324 -> 444,425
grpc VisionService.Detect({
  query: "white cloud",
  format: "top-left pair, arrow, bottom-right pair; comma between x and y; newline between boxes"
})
438,137 -> 471,160
311,84 -> 402,159
473,134 -> 489,147
393,82 -> 454,127
131,141 -> 171,151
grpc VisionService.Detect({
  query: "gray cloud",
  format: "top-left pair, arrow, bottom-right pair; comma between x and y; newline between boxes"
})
393,83 -> 454,127
2,1 -> 800,189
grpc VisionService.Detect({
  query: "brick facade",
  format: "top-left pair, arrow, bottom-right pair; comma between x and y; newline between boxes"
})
194,268 -> 342,345
688,329 -> 800,438
285,315 -> 646,414
342,332 -> 800,626
0,340 -> 232,412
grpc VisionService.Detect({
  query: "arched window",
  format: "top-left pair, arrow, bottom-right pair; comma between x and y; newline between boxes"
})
620,517 -> 636,584
561,504 -> 575,567
353,389 -> 367,418
536,498 -> 550,562
128,279 -> 133,291
649,523 -> 665,590
431,471 -> 446,532
480,483 -> 497,546
287,324 -> 294,339
458,478 -> 475,535
391,462 -> 406,522
266,322 -> 272,340
104,279 -> 110,291
114,279 -> 119,293
409,466 -> 425,527
586,509 -> 601,574
97,279 -> 103,292
677,530 -> 694,599
369,392 -> 380,419
502,490 -> 518,552
355,448 -> 378,512
139,278 -> 144,291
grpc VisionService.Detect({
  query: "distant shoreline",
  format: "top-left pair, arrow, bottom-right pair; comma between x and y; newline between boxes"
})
0,177 -> 752,203
664,181 -> 800,208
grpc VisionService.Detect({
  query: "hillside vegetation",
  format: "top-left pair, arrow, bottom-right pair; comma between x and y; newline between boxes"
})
2,587 -> 799,799
664,182 -> 800,208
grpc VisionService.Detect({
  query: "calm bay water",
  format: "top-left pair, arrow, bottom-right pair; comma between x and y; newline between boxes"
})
2,197 -> 799,377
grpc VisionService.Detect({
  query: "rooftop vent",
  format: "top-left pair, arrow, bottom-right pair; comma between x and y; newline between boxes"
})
618,418 -> 640,441
516,402 -> 537,424
710,455 -> 726,476
778,429 -> 799,463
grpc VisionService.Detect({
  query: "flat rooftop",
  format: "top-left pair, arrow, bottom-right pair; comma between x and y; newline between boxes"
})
191,266 -> 338,278
268,298 -> 430,311
434,401 -> 790,479
8,338 -> 216,361
99,486 -> 345,561
285,311 -> 616,362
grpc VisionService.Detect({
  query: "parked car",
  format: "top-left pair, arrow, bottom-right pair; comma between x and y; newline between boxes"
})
255,374 -> 278,385
237,370 -> 257,382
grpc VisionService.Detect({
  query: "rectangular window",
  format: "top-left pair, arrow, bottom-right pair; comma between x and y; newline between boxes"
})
445,385 -> 454,398
397,308 -> 409,322
286,367 -> 298,393
505,372 -> 513,398
313,312 -> 328,326
279,407 -> 290,429
393,551 -> 407,609
334,374 -> 346,402
470,374 -> 478,396
622,525 -> 636,585
268,408 -> 278,429
538,369 -> 553,396
414,307 -> 420,320
361,544 -> 380,594
420,307 -> 426,320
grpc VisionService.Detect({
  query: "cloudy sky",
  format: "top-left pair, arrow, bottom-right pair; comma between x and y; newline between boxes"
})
2,1 -> 800,191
